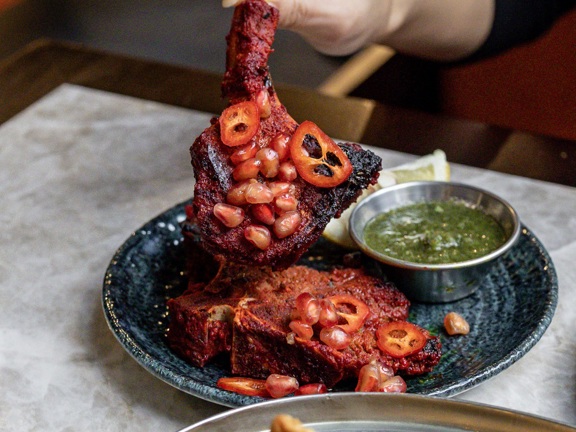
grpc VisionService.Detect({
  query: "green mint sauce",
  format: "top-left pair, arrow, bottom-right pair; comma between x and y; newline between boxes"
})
363,200 -> 507,264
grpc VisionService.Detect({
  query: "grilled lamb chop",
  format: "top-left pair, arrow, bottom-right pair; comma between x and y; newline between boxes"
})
190,0 -> 382,269
166,230 -> 442,388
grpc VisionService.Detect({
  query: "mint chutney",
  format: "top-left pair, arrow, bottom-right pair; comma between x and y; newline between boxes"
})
363,200 -> 507,264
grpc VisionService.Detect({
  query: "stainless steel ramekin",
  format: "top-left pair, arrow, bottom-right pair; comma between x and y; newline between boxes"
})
349,181 -> 521,303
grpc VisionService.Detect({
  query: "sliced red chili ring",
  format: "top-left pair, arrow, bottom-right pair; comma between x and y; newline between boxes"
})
289,121 -> 353,188
216,377 -> 269,397
328,294 -> 370,333
376,321 -> 427,358
219,101 -> 260,147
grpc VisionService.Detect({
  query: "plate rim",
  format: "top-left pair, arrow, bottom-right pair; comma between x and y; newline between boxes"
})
177,393 -> 576,431
102,199 -> 558,407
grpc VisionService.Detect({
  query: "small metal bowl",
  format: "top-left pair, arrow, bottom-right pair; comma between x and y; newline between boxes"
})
349,181 -> 521,303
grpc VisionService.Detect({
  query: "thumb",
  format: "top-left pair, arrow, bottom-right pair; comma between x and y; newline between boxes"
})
221,0 -> 367,56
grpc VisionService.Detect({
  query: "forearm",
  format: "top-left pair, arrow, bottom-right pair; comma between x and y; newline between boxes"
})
374,0 -> 576,61
376,0 -> 494,61
263,0 -> 495,61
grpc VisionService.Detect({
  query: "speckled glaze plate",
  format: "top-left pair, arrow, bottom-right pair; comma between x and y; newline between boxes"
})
102,199 -> 558,407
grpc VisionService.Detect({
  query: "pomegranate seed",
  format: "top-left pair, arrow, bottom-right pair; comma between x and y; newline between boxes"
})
274,193 -> 298,213
268,181 -> 295,197
230,141 -> 259,165
252,203 -> 276,225
232,157 -> 261,181
277,161 -> 298,182
444,312 -> 470,335
226,179 -> 256,206
273,210 -> 301,238
271,133 -> 291,161
256,148 -> 280,178
245,182 -> 274,204
255,89 -> 272,118
319,326 -> 351,350
376,361 -> 395,381
295,383 -> 328,396
318,299 -> 338,328
265,374 -> 299,398
355,361 -> 381,392
213,203 -> 245,228
289,320 -> 314,340
378,375 -> 407,393
356,358 -> 396,393
244,225 -> 271,250
295,292 -> 320,325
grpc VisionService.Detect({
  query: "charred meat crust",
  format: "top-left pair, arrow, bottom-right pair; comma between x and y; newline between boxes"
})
166,244 -> 441,387
191,130 -> 382,269
190,0 -> 382,269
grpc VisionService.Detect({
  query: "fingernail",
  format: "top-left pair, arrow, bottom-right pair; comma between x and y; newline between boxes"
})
222,0 -> 243,7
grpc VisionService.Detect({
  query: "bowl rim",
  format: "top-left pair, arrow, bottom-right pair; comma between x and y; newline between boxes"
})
349,181 -> 522,270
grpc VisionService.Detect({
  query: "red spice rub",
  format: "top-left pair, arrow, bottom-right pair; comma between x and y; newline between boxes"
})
190,0 -> 382,270
166,233 -> 441,388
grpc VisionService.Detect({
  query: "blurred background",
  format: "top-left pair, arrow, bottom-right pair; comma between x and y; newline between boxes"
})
0,0 -> 346,88
1,0 -> 575,142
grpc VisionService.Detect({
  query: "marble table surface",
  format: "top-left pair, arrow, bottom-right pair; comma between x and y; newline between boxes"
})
1,84 -> 575,431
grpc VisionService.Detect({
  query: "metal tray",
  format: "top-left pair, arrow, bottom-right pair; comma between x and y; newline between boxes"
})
179,393 -> 576,432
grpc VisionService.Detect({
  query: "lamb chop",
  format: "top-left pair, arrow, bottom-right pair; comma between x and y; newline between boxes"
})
167,234 -> 442,388
190,0 -> 382,269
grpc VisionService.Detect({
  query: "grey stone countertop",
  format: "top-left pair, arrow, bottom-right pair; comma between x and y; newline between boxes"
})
1,84 -> 575,431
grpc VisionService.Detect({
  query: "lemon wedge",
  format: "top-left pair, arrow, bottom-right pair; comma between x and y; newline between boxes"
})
322,149 -> 450,249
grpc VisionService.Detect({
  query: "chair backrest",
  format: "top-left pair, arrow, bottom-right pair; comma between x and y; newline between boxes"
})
437,8 -> 576,141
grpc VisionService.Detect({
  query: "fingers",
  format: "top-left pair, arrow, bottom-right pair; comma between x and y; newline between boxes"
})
271,1 -> 376,56
220,0 -> 377,56
220,0 -> 492,61
222,0 -> 242,7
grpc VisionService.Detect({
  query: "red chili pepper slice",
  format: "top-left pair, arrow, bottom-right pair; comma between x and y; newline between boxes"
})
289,121 -> 353,188
376,321 -> 427,358
328,294 -> 370,333
219,101 -> 260,147
216,377 -> 269,397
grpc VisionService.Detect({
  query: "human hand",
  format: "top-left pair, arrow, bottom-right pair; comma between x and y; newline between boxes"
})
223,0 -> 391,56
222,0 -> 494,61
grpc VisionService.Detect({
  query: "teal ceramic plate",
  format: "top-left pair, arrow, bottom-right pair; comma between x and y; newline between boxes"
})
102,199 -> 558,407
